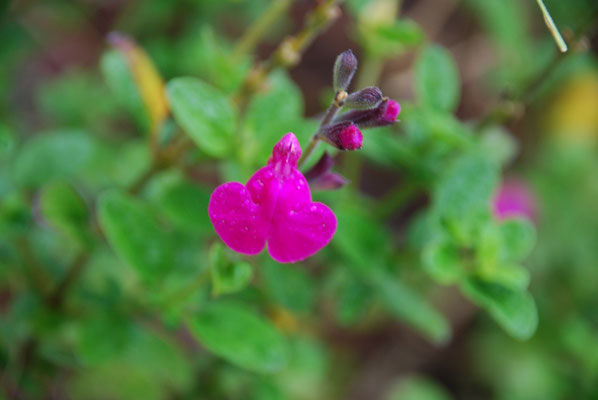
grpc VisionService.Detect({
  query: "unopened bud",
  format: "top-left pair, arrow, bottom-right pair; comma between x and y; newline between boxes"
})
344,87 -> 383,109
304,152 -> 348,191
334,98 -> 401,128
317,121 -> 363,150
380,99 -> 401,123
333,49 -> 358,92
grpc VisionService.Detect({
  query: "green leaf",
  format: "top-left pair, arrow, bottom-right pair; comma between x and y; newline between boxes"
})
209,243 -> 253,296
70,327 -> 191,400
242,71 -> 304,165
332,273 -> 371,325
499,218 -> 536,262
154,179 -> 212,235
260,258 -> 315,314
100,49 -> 149,133
97,190 -> 174,283
404,107 -> 472,146
423,240 -> 464,284
333,204 -> 450,342
360,19 -> 425,58
479,126 -> 518,166
462,277 -> 538,340
190,301 -> 288,373
373,272 -> 451,344
415,45 -> 460,112
480,264 -> 530,290
39,181 -> 91,248
433,152 -> 499,242
13,130 -> 99,188
167,77 -> 236,157
179,27 -> 251,94
0,124 -> 14,160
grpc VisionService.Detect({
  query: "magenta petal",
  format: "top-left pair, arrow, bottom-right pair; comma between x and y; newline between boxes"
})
208,182 -> 268,255
268,201 -> 336,263
267,171 -> 337,263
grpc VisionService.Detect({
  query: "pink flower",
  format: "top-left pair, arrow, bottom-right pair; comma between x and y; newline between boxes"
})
493,179 -> 537,221
208,133 -> 337,263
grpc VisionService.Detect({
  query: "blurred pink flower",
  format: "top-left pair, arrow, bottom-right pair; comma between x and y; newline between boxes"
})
208,133 -> 337,263
493,179 -> 537,221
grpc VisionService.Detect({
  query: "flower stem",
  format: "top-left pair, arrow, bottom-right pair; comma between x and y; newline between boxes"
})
536,0 -> 568,53
298,90 -> 346,168
236,0 -> 342,109
233,0 -> 293,58
374,181 -> 421,220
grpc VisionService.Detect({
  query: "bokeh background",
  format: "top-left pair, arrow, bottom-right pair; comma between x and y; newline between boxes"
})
1,0 -> 598,399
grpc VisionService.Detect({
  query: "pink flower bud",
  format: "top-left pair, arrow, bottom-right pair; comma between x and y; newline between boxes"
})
381,99 -> 401,123
304,152 -> 348,191
493,179 -> 537,222
317,121 -> 363,151
334,98 -> 401,128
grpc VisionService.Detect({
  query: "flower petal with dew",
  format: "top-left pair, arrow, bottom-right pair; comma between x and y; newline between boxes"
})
208,133 -> 337,263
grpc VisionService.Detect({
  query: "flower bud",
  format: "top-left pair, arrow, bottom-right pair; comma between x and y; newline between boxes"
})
493,178 -> 537,222
317,121 -> 363,151
334,98 -> 401,128
304,152 -> 334,181
333,49 -> 358,92
304,152 -> 348,191
344,87 -> 383,109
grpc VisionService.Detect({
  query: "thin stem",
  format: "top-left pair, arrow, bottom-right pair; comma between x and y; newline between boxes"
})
233,0 -> 293,58
236,0 -> 342,109
47,252 -> 90,309
16,237 -> 52,295
297,90 -> 346,169
161,268 -> 210,308
128,162 -> 164,195
374,181 -> 421,220
298,136 -> 319,169
536,0 -> 568,52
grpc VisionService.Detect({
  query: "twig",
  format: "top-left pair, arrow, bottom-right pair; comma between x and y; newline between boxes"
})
536,0 -> 568,53
233,0 -> 293,58
236,0 -> 342,110
47,252 -> 90,309
297,89 -> 347,168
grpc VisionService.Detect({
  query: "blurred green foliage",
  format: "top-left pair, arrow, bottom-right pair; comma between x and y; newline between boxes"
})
1,0 -> 598,399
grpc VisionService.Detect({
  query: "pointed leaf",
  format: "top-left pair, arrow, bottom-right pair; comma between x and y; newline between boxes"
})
190,301 -> 288,373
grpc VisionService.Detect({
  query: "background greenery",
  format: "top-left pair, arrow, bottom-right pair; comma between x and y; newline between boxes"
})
1,0 -> 598,398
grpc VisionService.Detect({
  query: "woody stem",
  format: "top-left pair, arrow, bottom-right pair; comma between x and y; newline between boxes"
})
233,0 -> 293,58
236,0 -> 342,110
